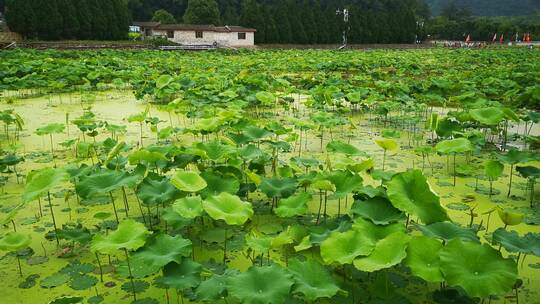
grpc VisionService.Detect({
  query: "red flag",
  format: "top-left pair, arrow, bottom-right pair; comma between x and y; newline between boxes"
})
465,34 -> 471,43
500,34 -> 504,44
492,33 -> 497,42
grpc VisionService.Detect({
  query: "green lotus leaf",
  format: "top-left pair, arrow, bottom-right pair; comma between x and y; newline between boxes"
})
0,232 -> 31,251
130,234 -> 192,277
353,232 -> 410,272
523,233 -> 540,256
259,177 -> 297,198
227,265 -> 293,304
48,296 -> 84,304
243,126 -> 273,142
137,177 -> 180,206
200,171 -> 240,198
245,233 -> 272,253
76,169 -> 139,198
417,222 -> 479,242
35,123 -> 65,135
154,259 -> 202,290
128,149 -> 167,165
516,165 -> 540,179
496,149 -> 535,165
196,269 -> 238,301
172,196 -> 204,219
435,138 -> 474,154
23,167 -> 69,202
256,91 -> 276,105
288,259 -> 341,301
440,239 -> 517,298
156,74 -> 173,89
484,160 -> 504,180
492,228 -> 531,254
497,208 -> 523,226
326,140 -> 364,156
311,179 -> 336,192
374,138 -> 398,152
69,274 -> 98,290
404,236 -> 444,282
274,192 -> 311,218
470,107 -> 505,125
91,219 -> 151,254
171,170 -> 208,193
195,141 -> 236,162
203,192 -> 254,225
325,170 -> 363,199
350,196 -> 405,225
387,170 -> 449,224
320,228 -> 375,265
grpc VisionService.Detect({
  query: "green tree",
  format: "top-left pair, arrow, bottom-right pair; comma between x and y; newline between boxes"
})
112,0 -> 130,39
75,0 -> 93,39
240,0 -> 264,42
34,0 -> 62,40
58,0 -> 80,38
152,9 -> 177,24
183,0 -> 221,25
274,0 -> 291,43
5,0 -> 36,38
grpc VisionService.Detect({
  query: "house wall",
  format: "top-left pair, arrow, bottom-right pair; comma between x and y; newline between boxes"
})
152,29 -> 254,47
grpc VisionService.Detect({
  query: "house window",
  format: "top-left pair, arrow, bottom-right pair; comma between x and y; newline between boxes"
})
167,31 -> 174,38
195,31 -> 203,38
238,32 -> 246,40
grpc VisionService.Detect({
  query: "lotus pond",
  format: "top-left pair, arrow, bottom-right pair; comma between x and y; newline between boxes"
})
0,48 -> 540,304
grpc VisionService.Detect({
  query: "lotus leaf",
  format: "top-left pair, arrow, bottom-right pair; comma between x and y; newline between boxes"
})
76,169 -> 139,198
470,107 -> 505,125
91,219 -> 151,254
172,196 -> 204,219
171,170 -> 208,192
435,138 -> 473,154
0,232 -> 31,251
350,196 -> 405,225
259,177 -> 297,198
326,140 -> 364,156
154,259 -> 202,290
417,222 -> 479,242
274,192 -> 311,217
387,170 -> 449,224
404,235 -> 444,282
440,239 -> 517,298
288,259 -> 341,301
129,234 -> 192,277
353,232 -> 410,272
23,167 -> 69,202
227,265 -> 293,304
203,192 -> 253,225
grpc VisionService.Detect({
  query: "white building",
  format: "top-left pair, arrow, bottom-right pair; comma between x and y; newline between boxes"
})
132,22 -> 256,47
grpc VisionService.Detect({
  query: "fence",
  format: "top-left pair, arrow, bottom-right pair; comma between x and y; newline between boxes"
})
0,32 -> 22,43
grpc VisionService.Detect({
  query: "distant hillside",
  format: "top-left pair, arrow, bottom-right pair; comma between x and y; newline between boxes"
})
427,0 -> 540,16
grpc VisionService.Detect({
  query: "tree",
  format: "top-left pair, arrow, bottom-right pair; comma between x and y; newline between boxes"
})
441,0 -> 471,21
58,0 -> 80,38
274,0 -> 291,43
152,9 -> 176,24
112,0 -> 130,39
240,0 -> 264,42
183,0 -> 220,25
5,0 -> 36,38
75,0 -> 93,39
34,0 -> 62,40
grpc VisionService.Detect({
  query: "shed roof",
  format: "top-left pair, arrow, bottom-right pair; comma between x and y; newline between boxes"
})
133,21 -> 161,28
134,22 -> 256,32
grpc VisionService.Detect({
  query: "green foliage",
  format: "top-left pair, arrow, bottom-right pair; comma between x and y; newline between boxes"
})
183,0 -> 221,25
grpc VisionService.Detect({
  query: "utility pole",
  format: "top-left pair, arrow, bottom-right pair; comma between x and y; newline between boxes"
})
336,8 -> 349,49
